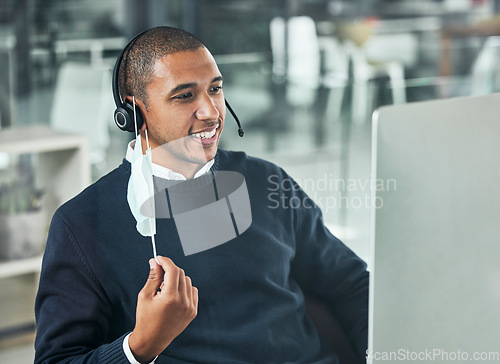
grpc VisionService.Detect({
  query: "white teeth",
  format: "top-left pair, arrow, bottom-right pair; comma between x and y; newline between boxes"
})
192,127 -> 217,139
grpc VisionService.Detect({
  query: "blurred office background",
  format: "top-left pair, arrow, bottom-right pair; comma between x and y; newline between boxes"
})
1,0 -> 500,361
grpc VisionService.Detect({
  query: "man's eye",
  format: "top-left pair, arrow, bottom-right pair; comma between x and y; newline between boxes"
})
210,86 -> 223,93
175,92 -> 192,99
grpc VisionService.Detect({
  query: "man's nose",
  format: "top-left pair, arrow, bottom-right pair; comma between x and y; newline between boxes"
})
195,93 -> 220,121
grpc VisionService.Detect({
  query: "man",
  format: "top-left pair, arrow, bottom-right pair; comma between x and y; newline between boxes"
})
35,26 -> 368,363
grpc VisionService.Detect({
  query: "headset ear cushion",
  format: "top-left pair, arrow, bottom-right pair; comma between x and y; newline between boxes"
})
114,106 -> 133,132
114,102 -> 144,132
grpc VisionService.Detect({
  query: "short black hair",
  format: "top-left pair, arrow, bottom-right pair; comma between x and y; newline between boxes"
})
118,26 -> 205,108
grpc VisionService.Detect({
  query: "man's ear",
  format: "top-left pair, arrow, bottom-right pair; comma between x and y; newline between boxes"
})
124,95 -> 148,131
124,95 -> 144,109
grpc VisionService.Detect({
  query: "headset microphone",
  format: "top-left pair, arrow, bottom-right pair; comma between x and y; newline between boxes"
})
225,99 -> 244,137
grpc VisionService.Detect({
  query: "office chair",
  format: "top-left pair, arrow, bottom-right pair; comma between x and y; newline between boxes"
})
305,294 -> 364,364
470,35 -> 500,95
50,61 -> 113,174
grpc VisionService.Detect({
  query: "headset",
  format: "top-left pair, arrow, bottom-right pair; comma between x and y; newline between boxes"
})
112,28 -> 244,137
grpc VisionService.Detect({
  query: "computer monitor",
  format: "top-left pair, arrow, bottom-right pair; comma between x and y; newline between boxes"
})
369,93 -> 500,363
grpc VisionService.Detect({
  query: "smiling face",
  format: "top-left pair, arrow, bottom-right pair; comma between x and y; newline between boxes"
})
133,46 -> 225,178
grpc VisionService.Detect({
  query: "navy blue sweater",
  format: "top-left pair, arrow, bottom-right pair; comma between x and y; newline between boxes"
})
35,150 -> 368,363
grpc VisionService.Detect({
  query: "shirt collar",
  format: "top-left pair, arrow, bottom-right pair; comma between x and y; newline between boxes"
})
125,139 -> 215,181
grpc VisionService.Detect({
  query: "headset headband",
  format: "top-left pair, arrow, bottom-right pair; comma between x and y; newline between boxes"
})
112,29 -> 150,112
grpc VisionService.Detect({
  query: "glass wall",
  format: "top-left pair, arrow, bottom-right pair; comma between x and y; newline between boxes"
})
1,0 -> 500,359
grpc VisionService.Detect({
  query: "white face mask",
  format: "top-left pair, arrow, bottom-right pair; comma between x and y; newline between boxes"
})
126,96 -> 158,260
127,133 -> 156,237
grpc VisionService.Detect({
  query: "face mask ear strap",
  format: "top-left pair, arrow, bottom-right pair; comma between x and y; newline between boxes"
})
133,96 -> 151,150
132,96 -> 139,137
145,129 -> 150,150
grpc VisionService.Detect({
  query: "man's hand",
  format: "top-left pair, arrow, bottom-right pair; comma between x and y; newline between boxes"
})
129,256 -> 198,362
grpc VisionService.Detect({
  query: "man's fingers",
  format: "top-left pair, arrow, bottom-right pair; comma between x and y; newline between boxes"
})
155,256 -> 180,294
192,286 -> 199,311
178,268 -> 186,296
141,258 -> 164,296
185,276 -> 193,302
150,256 -> 196,306
154,255 -> 177,271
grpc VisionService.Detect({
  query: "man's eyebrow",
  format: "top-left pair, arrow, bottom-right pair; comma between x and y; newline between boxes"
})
169,83 -> 196,95
169,76 -> 223,95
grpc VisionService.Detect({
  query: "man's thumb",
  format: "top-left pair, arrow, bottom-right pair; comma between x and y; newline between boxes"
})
142,258 -> 163,294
